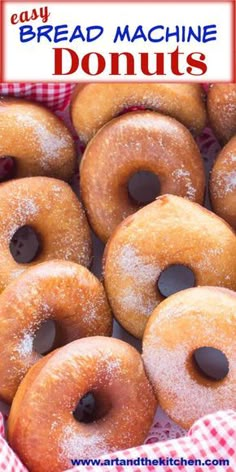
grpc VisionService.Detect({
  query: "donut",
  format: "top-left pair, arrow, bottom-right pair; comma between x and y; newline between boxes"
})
142,286 -> 236,429
71,83 -> 206,145
210,136 -> 236,229
0,177 -> 91,292
103,194 -> 236,339
8,337 -> 156,471
207,84 -> 236,143
80,111 -> 205,242
0,97 -> 76,182
0,261 -> 112,403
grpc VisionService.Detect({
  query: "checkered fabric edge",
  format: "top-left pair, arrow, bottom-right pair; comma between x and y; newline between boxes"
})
0,411 -> 234,472
67,410 -> 236,472
0,83 -> 75,111
0,414 -> 27,472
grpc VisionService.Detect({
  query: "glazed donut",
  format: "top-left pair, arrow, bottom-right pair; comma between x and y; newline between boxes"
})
103,194 -> 236,339
80,111 -> 205,242
0,177 -> 91,292
143,286 -> 236,429
71,83 -> 206,145
0,97 -> 76,182
207,84 -> 236,143
210,136 -> 236,229
0,261 -> 112,403
8,337 -> 156,471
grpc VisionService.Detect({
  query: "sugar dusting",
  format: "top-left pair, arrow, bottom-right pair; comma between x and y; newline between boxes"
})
0,178 -> 91,269
10,267 -> 25,281
43,336 -> 155,465
35,264 -> 79,279
81,298 -> 102,324
51,184 -> 64,198
118,245 -> 159,284
60,426 -> 109,460
143,297 -> 236,425
105,357 -> 122,376
226,170 -> 236,193
33,264 -> 107,328
143,343 -> 235,425
57,347 -> 150,461
5,196 -> 39,241
16,197 -> 38,218
212,168 -> 236,198
16,331 -> 34,357
212,89 -> 236,139
116,244 -> 160,318
16,113 -> 71,169
19,198 -> 38,216
172,167 -> 197,200
120,287 -> 157,317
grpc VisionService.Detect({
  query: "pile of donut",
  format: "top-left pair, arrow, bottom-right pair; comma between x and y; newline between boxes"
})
0,83 -> 235,472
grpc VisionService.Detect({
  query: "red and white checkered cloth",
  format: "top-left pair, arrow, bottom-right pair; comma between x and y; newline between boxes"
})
0,83 -> 74,111
0,411 -> 235,472
68,410 -> 236,472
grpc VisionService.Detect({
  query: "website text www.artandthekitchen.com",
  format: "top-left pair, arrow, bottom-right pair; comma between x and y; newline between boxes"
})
70,456 -> 230,467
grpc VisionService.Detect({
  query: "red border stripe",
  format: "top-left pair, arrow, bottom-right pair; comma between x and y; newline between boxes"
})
0,0 -> 235,83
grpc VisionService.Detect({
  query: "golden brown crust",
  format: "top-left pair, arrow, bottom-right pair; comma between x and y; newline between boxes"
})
7,351 -> 56,437
80,112 -> 205,242
0,97 -> 76,181
143,286 -> 236,429
0,260 -> 112,403
210,136 -> 236,229
207,84 -> 236,143
8,337 -> 156,471
0,177 -> 92,292
103,195 -> 236,339
71,83 -> 206,144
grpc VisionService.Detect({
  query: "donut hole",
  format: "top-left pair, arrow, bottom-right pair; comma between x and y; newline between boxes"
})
128,171 -> 161,205
73,390 -> 112,424
33,320 -> 59,355
157,264 -> 196,298
0,156 -> 17,182
9,225 -> 42,264
191,346 -> 229,383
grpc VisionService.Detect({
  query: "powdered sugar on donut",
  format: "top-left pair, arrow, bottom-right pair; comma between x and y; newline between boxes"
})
10,267 -> 25,281
118,245 -> 159,284
222,90 -> 236,111
120,287 -> 157,317
20,198 -> 38,216
115,245 -> 160,318
212,169 -> 236,198
16,331 -> 34,358
226,170 -> 236,193
172,168 -> 197,200
0,179 -> 91,272
143,343 -> 236,426
60,425 -> 109,460
16,113 -> 71,170
35,263 -> 79,279
143,294 -> 236,426
5,196 -> 39,241
81,298 -> 103,324
16,196 -> 38,219
104,357 -> 122,376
